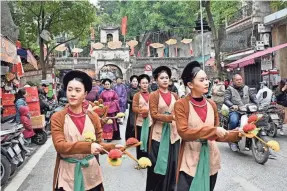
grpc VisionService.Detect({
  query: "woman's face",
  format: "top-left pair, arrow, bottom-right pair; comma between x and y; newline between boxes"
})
66,80 -> 87,107
131,78 -> 138,87
140,78 -> 149,92
157,72 -> 169,89
104,81 -> 111,89
187,70 -> 209,95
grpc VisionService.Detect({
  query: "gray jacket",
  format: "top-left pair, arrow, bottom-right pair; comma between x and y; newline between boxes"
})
224,85 -> 258,107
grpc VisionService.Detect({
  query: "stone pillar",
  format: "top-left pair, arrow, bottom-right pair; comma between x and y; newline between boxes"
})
252,1 -> 271,24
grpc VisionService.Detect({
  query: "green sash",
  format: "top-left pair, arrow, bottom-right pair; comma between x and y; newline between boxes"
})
62,154 -> 94,191
140,117 -> 150,152
189,140 -> 210,191
153,122 -> 171,175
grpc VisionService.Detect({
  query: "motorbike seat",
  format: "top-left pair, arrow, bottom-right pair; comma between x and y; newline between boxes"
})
1,115 -> 16,123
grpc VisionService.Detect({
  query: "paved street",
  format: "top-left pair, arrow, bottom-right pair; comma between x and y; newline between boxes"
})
3,110 -> 287,191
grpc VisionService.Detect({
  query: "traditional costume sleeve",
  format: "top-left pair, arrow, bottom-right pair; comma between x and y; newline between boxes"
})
127,89 -> 133,104
88,111 -> 116,153
132,92 -> 141,114
207,100 -> 240,142
149,91 -> 173,122
174,99 -> 218,141
51,113 -> 92,155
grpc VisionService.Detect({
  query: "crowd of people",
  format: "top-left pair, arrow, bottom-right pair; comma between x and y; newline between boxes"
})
10,61 -> 287,191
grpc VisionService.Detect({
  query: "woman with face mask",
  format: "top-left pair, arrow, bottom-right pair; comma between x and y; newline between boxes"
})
125,75 -> 140,140
146,66 -> 180,191
132,74 -> 153,159
99,78 -> 121,142
174,61 -> 240,191
51,71 -> 121,191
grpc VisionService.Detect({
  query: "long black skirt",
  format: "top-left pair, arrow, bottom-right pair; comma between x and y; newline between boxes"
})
56,183 -> 103,191
177,171 -> 218,191
125,107 -> 136,140
135,125 -> 150,159
146,140 -> 180,191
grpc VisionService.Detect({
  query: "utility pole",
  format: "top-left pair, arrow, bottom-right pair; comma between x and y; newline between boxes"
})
200,0 -> 205,71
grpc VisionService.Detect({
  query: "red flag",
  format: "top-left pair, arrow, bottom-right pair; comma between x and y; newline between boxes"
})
121,16 -> 127,35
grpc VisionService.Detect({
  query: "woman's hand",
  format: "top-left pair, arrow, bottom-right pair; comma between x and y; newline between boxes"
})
91,143 -> 103,155
216,127 -> 229,138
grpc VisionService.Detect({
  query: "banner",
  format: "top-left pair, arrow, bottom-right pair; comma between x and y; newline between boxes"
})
121,16 -> 128,36
27,50 -> 38,70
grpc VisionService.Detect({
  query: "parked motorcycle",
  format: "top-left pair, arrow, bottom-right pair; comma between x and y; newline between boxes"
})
1,121 -> 26,185
220,104 -> 270,164
44,97 -> 67,133
258,103 -> 283,137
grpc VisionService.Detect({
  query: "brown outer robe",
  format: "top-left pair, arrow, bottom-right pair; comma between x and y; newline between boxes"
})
148,90 -> 179,150
174,95 -> 240,183
132,92 -> 150,138
51,107 -> 116,191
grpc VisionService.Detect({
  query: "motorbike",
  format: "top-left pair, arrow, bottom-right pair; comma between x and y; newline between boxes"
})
258,103 -> 283,137
44,97 -> 67,133
220,104 -> 270,164
1,121 -> 26,185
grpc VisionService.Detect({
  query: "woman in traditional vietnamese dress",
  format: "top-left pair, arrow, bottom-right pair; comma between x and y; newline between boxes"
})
132,74 -> 152,159
51,70 -> 119,191
125,75 -> 140,140
99,78 -> 121,142
146,66 -> 180,191
174,61 -> 240,191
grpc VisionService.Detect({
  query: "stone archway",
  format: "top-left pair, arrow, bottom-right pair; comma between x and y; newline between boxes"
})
99,64 -> 123,81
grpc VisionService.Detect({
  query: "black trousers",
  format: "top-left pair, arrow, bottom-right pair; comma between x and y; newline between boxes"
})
177,171 -> 218,191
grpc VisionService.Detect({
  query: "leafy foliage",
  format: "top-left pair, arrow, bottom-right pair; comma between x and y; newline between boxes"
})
9,1 -> 97,78
97,1 -> 199,40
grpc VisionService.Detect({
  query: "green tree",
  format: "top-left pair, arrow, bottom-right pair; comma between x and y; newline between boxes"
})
204,0 -> 241,75
10,1 -> 96,79
96,1 -> 198,55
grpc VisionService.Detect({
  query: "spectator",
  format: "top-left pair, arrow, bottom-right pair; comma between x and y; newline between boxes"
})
14,89 -> 27,123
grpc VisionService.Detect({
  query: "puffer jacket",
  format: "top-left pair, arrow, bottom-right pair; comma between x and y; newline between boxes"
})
15,98 -> 27,123
224,84 -> 258,107
19,106 -> 35,139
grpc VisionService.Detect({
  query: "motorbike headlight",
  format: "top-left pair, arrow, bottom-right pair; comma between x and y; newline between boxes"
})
248,105 -> 257,112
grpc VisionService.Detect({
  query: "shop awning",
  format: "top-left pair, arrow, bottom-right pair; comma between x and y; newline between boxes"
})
0,35 -> 17,64
195,55 -> 211,63
227,42 -> 287,68
261,70 -> 279,76
205,57 -> 215,66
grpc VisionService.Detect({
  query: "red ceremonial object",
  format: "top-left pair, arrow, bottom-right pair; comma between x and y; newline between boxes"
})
2,106 -> 16,117
25,87 -> 39,102
108,149 -> 123,159
126,137 -> 139,146
243,124 -> 256,133
248,115 -> 258,123
2,93 -> 15,106
121,16 -> 127,36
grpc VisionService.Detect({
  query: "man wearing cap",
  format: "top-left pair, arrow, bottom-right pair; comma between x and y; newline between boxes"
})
113,77 -> 127,112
